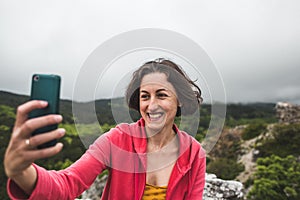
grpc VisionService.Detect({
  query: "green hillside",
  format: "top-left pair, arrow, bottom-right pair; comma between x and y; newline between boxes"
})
2,90 -> 297,199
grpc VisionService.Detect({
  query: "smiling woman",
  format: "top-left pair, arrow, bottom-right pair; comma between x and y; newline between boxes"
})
4,58 -> 206,200
124,58 -> 205,198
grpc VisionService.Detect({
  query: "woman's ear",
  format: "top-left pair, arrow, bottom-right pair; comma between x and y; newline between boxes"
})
177,100 -> 182,107
176,104 -> 182,117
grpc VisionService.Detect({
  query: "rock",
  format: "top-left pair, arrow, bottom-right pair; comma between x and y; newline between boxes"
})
276,102 -> 300,124
80,174 -> 108,200
80,173 -> 244,200
204,173 -> 244,200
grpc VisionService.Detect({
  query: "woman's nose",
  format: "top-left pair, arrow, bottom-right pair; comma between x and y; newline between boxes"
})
148,97 -> 159,111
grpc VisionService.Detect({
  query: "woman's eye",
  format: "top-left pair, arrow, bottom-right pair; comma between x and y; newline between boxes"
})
140,94 -> 150,99
157,93 -> 168,98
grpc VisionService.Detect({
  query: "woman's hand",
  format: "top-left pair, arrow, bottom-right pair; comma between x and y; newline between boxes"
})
4,100 -> 65,194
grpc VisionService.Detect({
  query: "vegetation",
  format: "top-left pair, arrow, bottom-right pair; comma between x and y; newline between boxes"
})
246,123 -> 300,199
256,123 -> 300,158
225,103 -> 277,127
241,120 -> 267,140
206,126 -> 245,180
206,158 -> 245,180
247,155 -> 300,200
0,105 -> 16,199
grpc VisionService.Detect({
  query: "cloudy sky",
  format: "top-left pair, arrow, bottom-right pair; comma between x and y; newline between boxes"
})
1,0 -> 300,104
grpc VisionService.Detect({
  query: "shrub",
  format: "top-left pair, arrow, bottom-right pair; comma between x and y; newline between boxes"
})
207,158 -> 245,180
257,123 -> 300,158
242,121 -> 267,140
247,155 -> 300,200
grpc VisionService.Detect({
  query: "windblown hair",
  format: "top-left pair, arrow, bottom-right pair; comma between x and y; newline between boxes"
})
125,58 -> 202,116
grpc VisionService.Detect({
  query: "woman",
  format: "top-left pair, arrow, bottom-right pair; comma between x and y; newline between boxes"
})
4,58 -> 206,199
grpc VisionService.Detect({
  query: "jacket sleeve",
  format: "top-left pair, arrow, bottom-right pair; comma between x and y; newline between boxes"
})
188,147 -> 206,200
7,150 -> 107,200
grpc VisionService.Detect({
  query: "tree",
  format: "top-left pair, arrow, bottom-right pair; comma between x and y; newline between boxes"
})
247,155 -> 300,200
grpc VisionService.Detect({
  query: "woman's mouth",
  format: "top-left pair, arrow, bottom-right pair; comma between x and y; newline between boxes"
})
147,112 -> 164,121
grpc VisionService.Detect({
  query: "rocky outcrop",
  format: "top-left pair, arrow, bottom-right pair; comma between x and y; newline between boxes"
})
79,173 -> 243,200
204,174 -> 243,200
276,102 -> 300,124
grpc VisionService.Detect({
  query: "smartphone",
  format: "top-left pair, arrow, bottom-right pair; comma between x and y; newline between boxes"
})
29,74 -> 61,149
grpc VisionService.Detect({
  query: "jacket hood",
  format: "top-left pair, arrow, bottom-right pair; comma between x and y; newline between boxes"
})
116,118 -> 204,173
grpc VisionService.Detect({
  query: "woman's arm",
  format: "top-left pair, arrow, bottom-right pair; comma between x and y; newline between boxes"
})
7,151 -> 106,199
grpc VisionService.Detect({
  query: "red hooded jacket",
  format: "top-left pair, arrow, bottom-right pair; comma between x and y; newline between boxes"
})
8,119 -> 206,200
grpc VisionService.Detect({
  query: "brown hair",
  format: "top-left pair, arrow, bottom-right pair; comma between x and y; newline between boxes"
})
125,58 -> 202,116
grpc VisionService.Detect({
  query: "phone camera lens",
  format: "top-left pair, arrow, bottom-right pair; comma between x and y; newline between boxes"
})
34,75 -> 39,81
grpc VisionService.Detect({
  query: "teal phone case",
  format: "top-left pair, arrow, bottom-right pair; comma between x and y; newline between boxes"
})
29,74 -> 61,148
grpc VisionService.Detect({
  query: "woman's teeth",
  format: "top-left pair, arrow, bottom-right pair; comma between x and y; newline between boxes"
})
148,113 -> 163,120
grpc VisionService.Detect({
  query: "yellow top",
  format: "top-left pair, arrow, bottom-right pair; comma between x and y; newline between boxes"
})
142,183 -> 167,200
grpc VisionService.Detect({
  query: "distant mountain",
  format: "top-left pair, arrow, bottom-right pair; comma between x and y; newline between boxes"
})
0,91 -> 138,124
0,90 -> 276,126
0,91 -> 29,107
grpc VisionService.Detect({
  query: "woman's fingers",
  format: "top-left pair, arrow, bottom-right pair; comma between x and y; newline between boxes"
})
27,128 -> 65,149
25,143 -> 64,161
5,128 -> 65,177
18,114 -> 63,139
5,142 -> 64,178
14,100 -> 48,128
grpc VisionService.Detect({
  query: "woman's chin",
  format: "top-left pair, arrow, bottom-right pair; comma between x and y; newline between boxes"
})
145,122 -> 165,135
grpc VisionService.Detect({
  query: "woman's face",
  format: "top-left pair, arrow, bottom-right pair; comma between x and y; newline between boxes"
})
139,72 -> 179,134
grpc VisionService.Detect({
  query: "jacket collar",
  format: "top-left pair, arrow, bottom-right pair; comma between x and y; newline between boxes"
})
127,118 -> 196,173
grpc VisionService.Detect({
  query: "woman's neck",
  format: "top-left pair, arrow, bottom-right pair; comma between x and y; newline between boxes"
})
146,126 -> 176,152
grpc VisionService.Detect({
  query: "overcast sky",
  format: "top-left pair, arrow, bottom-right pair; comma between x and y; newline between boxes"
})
1,0 -> 300,104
